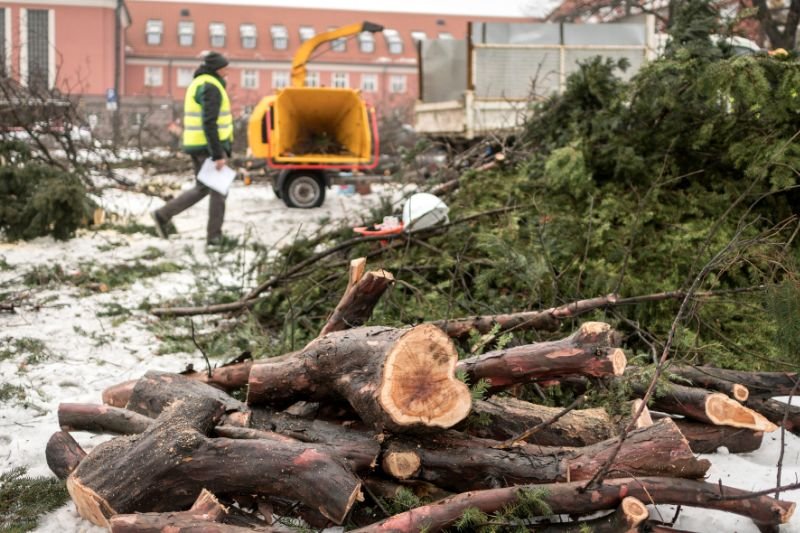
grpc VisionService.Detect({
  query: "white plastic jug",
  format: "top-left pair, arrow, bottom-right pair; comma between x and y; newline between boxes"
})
402,193 -> 449,231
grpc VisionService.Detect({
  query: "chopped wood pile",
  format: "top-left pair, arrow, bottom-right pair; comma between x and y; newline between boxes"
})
45,260 -> 798,532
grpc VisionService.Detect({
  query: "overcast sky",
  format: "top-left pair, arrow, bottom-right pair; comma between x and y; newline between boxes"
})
146,0 -> 557,18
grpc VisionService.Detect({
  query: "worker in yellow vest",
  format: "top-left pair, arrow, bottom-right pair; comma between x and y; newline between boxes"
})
151,52 -> 233,246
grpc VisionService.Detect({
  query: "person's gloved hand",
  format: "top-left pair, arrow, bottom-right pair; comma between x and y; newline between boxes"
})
215,158 -> 226,171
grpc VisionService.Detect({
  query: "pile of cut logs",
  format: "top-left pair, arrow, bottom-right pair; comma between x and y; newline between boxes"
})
45,261 -> 798,532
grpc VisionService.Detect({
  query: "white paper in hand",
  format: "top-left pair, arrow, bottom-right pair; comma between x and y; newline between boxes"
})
197,158 -> 237,195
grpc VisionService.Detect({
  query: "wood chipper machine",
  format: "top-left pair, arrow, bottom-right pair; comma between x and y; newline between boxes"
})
247,22 -> 383,208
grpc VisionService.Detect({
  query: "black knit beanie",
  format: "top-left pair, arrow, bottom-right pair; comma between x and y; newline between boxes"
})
203,51 -> 229,71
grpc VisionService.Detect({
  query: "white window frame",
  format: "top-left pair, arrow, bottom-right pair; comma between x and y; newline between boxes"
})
209,22 -> 226,48
241,69 -> 259,89
144,66 -> 163,87
329,26 -> 346,52
304,71 -> 320,88
360,73 -> 377,93
383,28 -> 403,54
389,74 -> 406,94
145,19 -> 163,46
2,8 -> 10,77
240,23 -> 257,49
19,8 -> 56,89
438,32 -> 454,40
176,67 -> 193,88
178,21 -> 194,47
272,70 -> 289,89
410,31 -> 427,43
332,72 -> 349,88
358,31 -> 375,53
271,25 -> 288,50
299,26 -> 315,43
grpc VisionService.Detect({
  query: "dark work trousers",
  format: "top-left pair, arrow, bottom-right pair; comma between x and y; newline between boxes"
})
155,153 -> 225,242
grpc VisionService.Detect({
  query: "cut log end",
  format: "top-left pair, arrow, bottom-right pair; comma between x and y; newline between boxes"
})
621,496 -> 649,527
66,475 -> 116,528
382,450 -> 422,480
379,324 -> 472,429
705,393 -> 779,432
611,348 -> 627,376
732,384 -> 749,402
630,399 -> 654,429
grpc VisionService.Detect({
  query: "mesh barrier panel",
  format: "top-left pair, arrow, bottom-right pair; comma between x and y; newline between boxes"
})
472,22 -> 560,45
563,22 -> 646,45
420,39 -> 467,103
564,48 -> 646,82
474,47 -> 561,99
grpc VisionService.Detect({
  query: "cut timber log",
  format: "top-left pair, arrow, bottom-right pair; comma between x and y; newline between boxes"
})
58,403 -> 152,435
319,262 -> 394,337
66,397 -> 361,527
666,367 -> 797,400
110,489 -> 229,532
353,477 -> 795,533
182,359 -> 254,393
45,431 -> 86,480
632,382 -> 777,432
746,398 -> 800,436
101,379 -> 137,407
457,322 -> 625,392
380,418 -> 709,492
537,496 -> 649,532
247,325 -> 472,433
665,365 -> 750,401
672,418 -> 764,454
126,370 -> 251,427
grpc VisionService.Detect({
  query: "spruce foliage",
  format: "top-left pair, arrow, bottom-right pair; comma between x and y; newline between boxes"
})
0,467 -> 69,532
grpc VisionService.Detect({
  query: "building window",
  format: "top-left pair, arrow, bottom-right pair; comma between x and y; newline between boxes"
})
299,26 -> 315,43
272,71 -> 289,89
438,32 -> 453,40
178,21 -> 194,47
241,69 -> 259,89
383,29 -> 403,54
144,66 -> 163,87
209,22 -> 226,47
332,72 -> 348,88
240,23 -> 257,49
360,74 -> 377,93
305,71 -> 320,87
390,74 -> 406,93
329,26 -> 346,52
271,25 -> 288,50
0,8 -> 6,76
177,67 -> 193,88
146,19 -> 163,45
358,32 -> 375,53
410,31 -> 427,43
26,9 -> 50,91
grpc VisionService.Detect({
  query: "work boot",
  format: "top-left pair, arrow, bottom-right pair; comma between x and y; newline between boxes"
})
150,211 -> 174,239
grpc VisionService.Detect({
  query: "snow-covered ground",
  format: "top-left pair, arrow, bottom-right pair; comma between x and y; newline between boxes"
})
0,170 -> 798,532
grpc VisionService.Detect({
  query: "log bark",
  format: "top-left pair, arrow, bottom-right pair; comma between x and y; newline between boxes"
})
380,418 -> 709,492
353,477 -> 795,532
456,322 -> 626,392
537,496 -> 649,532
247,324 -> 472,433
319,265 -> 394,337
666,368 -> 797,400
672,418 -> 764,454
45,431 -> 86,480
58,403 -> 152,435
182,359 -> 254,393
665,365 -> 750,401
632,382 -> 777,432
746,398 -> 800,436
67,397 -> 361,527
102,379 -> 137,407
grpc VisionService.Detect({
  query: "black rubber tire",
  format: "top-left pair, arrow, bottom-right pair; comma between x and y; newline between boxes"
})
281,172 -> 325,208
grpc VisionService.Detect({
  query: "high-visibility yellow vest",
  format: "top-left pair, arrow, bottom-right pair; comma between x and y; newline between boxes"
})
182,74 -> 233,150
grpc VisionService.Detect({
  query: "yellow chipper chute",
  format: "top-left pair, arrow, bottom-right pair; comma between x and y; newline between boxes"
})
247,21 -> 383,208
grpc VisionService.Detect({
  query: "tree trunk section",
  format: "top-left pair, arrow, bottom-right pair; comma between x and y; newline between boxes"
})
182,359 -> 254,393
666,365 -> 750,401
102,379 -> 137,407
746,398 -> 800,436
380,418 -> 709,492
319,268 -> 394,337
353,477 -> 795,532
456,322 -> 626,392
59,403 -> 153,435
672,418 -> 764,453
247,325 -> 472,433
67,397 -> 361,527
666,368 -> 797,400
537,496 -> 649,532
46,430 -> 86,480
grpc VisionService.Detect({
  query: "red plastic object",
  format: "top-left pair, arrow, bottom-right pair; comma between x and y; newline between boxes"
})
353,222 -> 404,246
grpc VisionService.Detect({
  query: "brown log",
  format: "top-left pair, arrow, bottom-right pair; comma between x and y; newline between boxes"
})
182,359 -> 254,392
247,324 -> 472,433
632,382 -> 777,432
45,431 -> 87,480
746,398 -> 800,436
666,365 -> 750,402
537,496 -> 649,532
380,418 -> 709,492
666,367 -> 798,400
672,418 -> 764,454
102,379 -> 137,407
353,477 -> 795,532
126,370 -> 251,427
110,489 -> 227,532
67,397 -> 361,527
58,403 -> 152,435
362,476 -> 452,503
456,322 -> 626,392
318,259 -> 394,337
